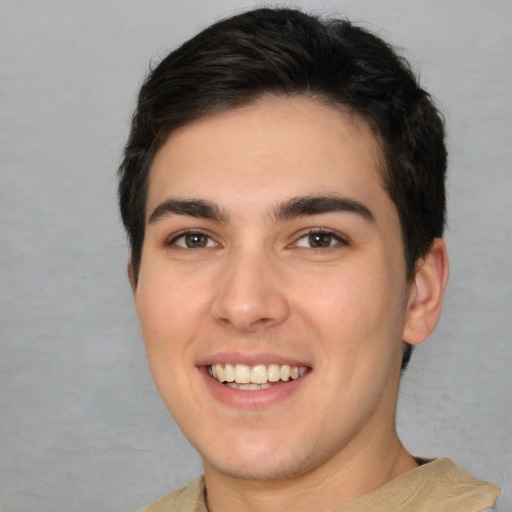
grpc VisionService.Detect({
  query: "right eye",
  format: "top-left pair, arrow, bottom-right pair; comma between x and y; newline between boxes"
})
170,231 -> 217,249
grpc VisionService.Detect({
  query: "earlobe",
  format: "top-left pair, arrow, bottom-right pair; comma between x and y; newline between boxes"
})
403,238 -> 449,346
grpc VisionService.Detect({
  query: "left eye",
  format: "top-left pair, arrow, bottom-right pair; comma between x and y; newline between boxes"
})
172,232 -> 217,249
295,231 -> 344,248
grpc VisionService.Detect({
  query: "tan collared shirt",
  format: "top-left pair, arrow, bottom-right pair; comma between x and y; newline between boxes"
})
140,458 -> 500,512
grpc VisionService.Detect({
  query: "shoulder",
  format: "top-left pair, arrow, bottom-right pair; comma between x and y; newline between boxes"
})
339,458 -> 500,512
417,458 -> 500,503
391,458 -> 500,511
138,475 -> 206,512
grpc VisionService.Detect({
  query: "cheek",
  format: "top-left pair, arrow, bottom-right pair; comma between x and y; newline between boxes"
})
294,259 -> 407,351
133,267 -> 203,408
135,262 -> 210,337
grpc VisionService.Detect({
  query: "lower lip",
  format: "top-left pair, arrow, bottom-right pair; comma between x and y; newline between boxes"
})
199,367 -> 308,409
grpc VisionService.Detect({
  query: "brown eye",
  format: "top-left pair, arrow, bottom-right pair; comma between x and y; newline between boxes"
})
184,233 -> 208,248
308,232 -> 332,248
294,230 -> 347,249
171,232 -> 217,249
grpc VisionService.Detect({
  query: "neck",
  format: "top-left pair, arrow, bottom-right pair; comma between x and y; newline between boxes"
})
203,429 -> 417,512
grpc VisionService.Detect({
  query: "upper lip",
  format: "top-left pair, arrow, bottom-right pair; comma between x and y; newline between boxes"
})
196,351 -> 312,368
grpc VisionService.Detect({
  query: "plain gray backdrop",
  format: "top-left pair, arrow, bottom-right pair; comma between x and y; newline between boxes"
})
1,1 -> 511,511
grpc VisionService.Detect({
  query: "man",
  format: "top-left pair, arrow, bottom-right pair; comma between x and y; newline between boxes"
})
118,7 -> 500,511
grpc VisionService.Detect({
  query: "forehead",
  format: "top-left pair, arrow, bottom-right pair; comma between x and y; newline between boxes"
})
146,96 -> 389,217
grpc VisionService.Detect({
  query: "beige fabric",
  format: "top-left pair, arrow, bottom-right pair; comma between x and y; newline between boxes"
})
140,476 -> 207,512
140,458 -> 500,512
335,458 -> 500,511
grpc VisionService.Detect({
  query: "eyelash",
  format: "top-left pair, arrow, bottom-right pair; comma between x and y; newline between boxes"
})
166,230 -> 218,249
292,229 -> 349,250
165,228 -> 348,251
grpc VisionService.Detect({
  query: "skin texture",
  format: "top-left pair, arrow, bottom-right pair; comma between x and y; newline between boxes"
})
131,96 -> 448,512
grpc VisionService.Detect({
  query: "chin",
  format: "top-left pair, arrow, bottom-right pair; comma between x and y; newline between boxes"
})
201,440 -> 317,482
207,458 -> 308,482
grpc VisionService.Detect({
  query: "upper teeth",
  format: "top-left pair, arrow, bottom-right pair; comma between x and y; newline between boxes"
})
209,363 -> 307,385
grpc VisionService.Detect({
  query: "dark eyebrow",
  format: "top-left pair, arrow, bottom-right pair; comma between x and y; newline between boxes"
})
274,195 -> 375,223
148,199 -> 229,224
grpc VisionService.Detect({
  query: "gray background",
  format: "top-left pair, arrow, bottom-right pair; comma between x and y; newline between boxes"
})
1,0 -> 511,511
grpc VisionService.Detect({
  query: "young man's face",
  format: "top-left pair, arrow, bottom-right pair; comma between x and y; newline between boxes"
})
132,96 -> 415,482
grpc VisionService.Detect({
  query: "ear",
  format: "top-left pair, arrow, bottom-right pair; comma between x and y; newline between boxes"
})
403,238 -> 449,346
127,261 -> 137,293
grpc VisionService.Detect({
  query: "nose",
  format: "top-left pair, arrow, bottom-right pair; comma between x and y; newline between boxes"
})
210,248 -> 291,332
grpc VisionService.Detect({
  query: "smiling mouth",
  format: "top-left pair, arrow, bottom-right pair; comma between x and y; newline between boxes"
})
208,363 -> 308,390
